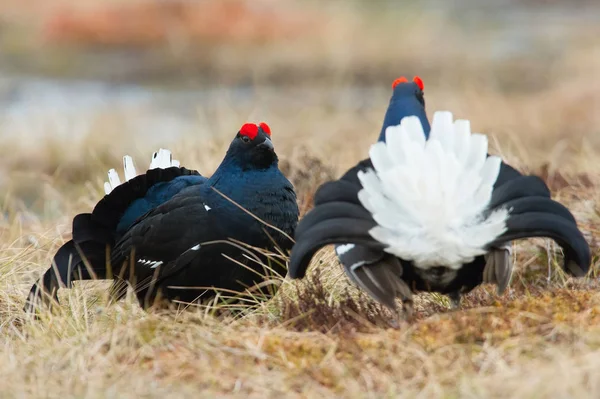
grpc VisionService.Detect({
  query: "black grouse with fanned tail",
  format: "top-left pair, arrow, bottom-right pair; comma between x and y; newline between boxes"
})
26,122 -> 299,312
288,76 -> 590,314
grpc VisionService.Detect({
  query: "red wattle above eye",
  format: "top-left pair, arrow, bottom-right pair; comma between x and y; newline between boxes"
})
240,123 -> 259,140
413,76 -> 424,91
392,76 -> 408,89
259,122 -> 271,136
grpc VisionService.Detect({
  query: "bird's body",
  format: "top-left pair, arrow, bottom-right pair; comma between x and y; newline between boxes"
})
111,161 -> 297,307
26,122 -> 299,311
289,77 -> 590,313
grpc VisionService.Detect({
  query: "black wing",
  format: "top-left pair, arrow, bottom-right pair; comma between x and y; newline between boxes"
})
108,187 -> 218,298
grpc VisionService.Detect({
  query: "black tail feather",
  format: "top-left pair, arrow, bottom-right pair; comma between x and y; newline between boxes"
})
289,218 -> 382,279
72,213 -> 112,243
24,239 -> 113,313
25,166 -> 201,314
91,166 -> 200,231
313,180 -> 363,206
494,162 -> 524,189
25,240 -> 77,312
294,201 -> 374,239
487,175 -> 590,276
495,195 -> 577,224
490,212 -> 590,276
489,175 -> 551,209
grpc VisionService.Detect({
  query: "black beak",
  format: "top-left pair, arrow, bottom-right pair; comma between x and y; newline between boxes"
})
258,137 -> 274,151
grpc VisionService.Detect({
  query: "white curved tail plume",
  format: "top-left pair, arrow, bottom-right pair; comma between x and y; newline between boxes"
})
357,111 -> 509,270
103,148 -> 180,195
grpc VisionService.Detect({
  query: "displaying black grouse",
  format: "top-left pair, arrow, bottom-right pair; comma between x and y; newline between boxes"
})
25,122 -> 299,311
288,76 -> 590,315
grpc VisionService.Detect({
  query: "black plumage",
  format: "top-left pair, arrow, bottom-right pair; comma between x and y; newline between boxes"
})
287,77 -> 590,313
289,156 -> 590,311
26,123 -> 299,312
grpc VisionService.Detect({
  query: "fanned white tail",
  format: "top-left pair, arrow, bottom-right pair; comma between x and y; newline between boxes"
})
357,111 -> 509,270
104,148 -> 180,194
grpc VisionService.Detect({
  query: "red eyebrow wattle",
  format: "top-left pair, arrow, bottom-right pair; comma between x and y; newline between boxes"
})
392,76 -> 408,89
413,76 -> 424,90
240,123 -> 259,140
259,122 -> 271,136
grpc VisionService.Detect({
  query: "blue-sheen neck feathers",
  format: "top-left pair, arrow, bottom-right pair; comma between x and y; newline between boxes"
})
203,163 -> 297,244
208,161 -> 285,201
378,83 -> 430,142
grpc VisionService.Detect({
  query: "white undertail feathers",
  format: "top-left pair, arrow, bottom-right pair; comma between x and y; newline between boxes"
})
104,148 -> 180,195
357,111 -> 509,270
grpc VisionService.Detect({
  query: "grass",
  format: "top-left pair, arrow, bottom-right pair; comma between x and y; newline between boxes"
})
1,94 -> 599,397
1,2 -> 600,397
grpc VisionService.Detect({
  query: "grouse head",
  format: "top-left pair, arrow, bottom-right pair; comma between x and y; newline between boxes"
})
379,75 -> 430,142
225,122 -> 277,170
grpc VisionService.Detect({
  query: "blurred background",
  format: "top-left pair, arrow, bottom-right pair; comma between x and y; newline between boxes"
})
0,0 -> 599,218
1,3 -> 599,396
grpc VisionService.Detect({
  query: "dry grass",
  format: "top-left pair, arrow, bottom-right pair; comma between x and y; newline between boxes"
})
2,104 -> 599,398
2,189 -> 600,398
1,2 -> 600,398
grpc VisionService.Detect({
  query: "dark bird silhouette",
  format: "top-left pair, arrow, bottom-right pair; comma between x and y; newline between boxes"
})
288,76 -> 590,315
25,122 -> 299,311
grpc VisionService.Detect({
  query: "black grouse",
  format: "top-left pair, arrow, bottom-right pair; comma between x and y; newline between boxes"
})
25,122 -> 299,311
288,76 -> 590,315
